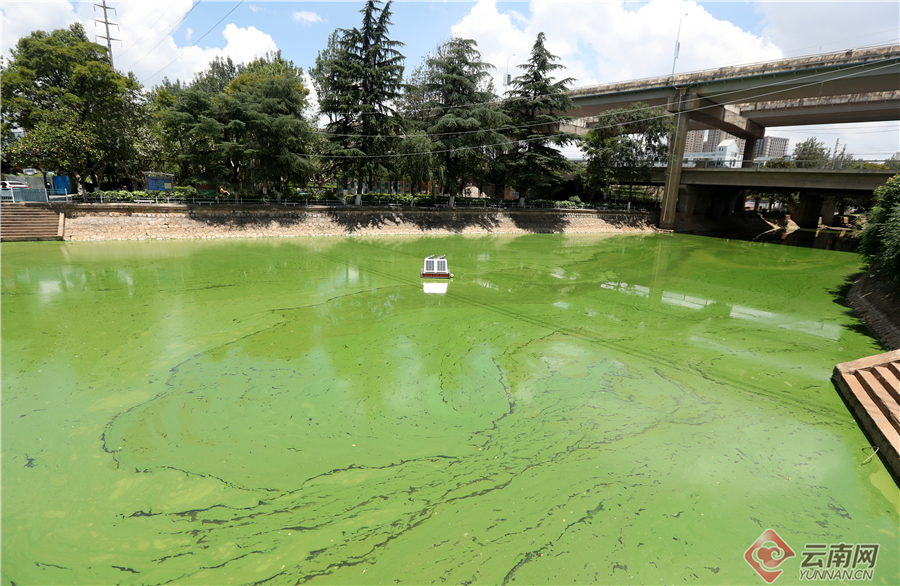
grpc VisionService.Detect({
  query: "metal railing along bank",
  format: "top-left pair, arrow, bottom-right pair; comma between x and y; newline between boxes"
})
66,195 -> 659,212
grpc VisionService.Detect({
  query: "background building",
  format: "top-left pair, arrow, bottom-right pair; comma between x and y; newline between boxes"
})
680,129 -> 790,166
703,129 -> 747,159
754,136 -> 789,159
685,130 -> 706,153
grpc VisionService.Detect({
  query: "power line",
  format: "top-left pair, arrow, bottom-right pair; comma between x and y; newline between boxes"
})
295,59 -> 900,161
116,0 -> 179,61
308,55 -> 900,142
779,29 -> 900,59
141,1 -> 243,85
343,46 -> 900,123
123,0 -> 201,74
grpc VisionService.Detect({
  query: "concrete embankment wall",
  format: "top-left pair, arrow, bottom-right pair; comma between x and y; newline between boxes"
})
55,204 -> 660,241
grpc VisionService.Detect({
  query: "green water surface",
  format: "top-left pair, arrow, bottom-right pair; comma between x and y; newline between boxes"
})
2,233 -> 897,585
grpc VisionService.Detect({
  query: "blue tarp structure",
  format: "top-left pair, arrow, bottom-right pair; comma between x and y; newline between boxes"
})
52,176 -> 71,194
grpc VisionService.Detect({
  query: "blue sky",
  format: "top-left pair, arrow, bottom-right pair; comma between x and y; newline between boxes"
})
2,1 -> 898,159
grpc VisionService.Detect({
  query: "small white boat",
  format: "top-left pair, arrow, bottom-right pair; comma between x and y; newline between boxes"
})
421,255 -> 453,279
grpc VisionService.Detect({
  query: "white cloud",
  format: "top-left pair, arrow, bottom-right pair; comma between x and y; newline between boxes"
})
186,27 -> 193,42
450,1 -> 899,160
1,0 -> 82,61
217,23 -> 278,65
760,1 -> 899,57
2,1 -> 279,87
142,23 -> 277,84
292,11 -> 324,26
452,0 -> 782,91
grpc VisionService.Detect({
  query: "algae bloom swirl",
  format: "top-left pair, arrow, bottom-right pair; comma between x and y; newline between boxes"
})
1,233 -> 897,584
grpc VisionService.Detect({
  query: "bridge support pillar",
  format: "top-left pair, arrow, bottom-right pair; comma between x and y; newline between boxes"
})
680,186 -> 703,220
660,104 -> 691,230
741,138 -> 758,168
789,194 -> 824,229
711,190 -> 743,219
820,196 -> 838,227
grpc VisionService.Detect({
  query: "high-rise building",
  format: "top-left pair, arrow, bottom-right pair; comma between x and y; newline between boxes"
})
754,136 -> 789,159
702,129 -> 725,153
685,130 -> 706,153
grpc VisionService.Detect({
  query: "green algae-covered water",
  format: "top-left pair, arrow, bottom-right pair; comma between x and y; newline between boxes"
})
2,233 -> 897,585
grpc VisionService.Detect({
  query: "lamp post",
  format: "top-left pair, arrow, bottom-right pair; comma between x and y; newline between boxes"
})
671,13 -> 688,76
505,53 -> 516,88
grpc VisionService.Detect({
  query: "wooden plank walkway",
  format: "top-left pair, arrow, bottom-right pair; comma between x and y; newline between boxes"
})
833,350 -> 900,480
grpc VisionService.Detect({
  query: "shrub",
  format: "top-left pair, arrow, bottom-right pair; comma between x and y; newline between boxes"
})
859,174 -> 900,279
174,185 -> 197,198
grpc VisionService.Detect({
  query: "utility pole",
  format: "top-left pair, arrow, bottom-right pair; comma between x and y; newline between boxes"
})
94,0 -> 120,70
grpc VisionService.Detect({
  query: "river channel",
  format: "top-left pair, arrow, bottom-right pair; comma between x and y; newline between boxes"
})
2,233 -> 897,584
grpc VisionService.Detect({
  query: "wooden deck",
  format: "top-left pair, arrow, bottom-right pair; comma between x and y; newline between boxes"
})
832,349 -> 900,480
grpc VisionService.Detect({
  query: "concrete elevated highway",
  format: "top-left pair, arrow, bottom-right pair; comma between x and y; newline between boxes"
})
565,45 -> 900,229
644,167 -> 896,228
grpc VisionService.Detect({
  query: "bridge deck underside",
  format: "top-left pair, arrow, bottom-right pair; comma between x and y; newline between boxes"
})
646,169 -> 894,194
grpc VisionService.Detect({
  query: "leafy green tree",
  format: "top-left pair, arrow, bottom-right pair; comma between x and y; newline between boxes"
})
422,37 -> 509,196
396,130 -> 433,193
792,137 -> 830,168
190,55 -> 241,94
160,89 -> 227,186
501,32 -> 577,199
315,1 -> 405,189
582,102 -> 672,196
223,53 -> 314,198
7,107 -> 99,189
396,61 -> 438,132
859,174 -> 900,279
159,52 -> 314,197
1,24 -> 141,185
764,157 -> 795,168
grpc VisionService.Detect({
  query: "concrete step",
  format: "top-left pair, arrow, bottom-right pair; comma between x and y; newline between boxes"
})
1,204 -> 62,241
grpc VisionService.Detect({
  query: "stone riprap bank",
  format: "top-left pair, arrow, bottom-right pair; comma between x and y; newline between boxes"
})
56,204 -> 660,241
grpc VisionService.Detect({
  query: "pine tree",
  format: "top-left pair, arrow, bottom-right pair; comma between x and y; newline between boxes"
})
423,37 -> 509,196
314,1 -> 405,191
501,32 -> 577,199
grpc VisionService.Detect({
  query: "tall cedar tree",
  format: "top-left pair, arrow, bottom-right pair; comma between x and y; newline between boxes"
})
424,37 -> 509,196
314,1 -> 405,191
501,32 -> 576,199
